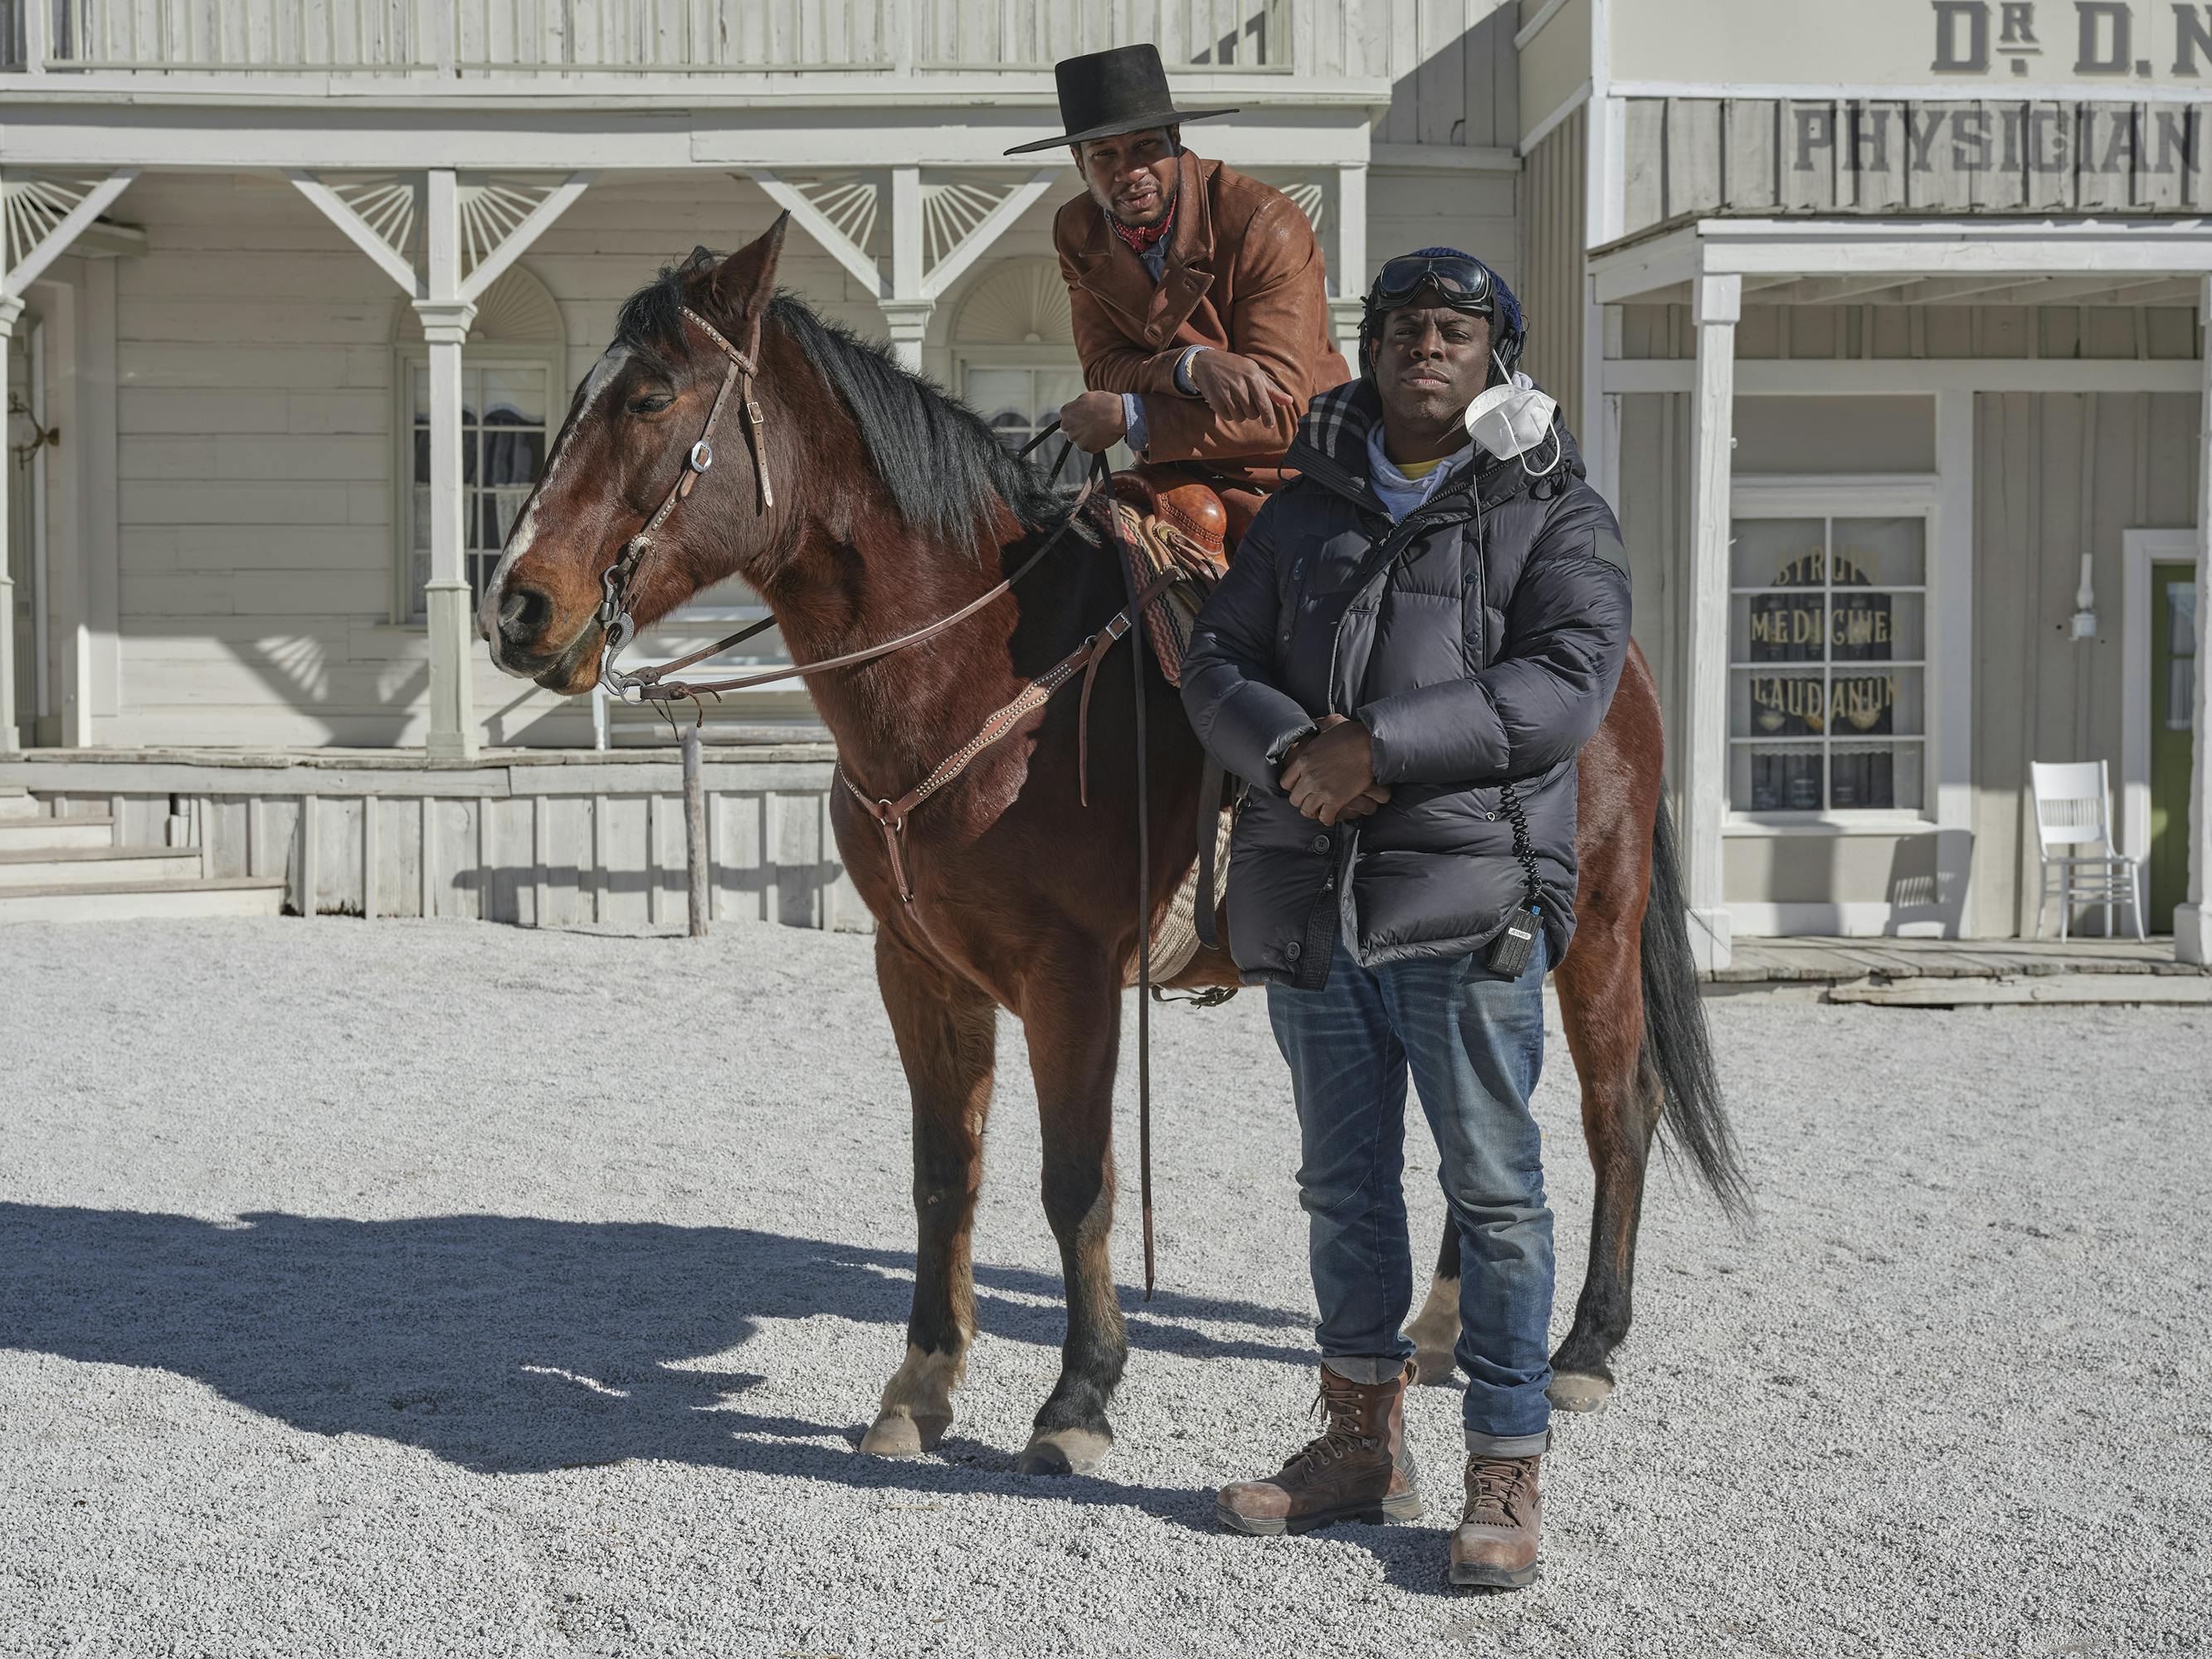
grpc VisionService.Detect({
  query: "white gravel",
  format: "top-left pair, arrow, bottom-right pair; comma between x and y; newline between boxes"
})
1,917 -> 2205,1659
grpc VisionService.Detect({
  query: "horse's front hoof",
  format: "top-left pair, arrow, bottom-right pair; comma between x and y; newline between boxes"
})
1547,1372 -> 1614,1413
860,1407 -> 952,1457
1016,1426 -> 1112,1477
1414,1347 -> 1459,1386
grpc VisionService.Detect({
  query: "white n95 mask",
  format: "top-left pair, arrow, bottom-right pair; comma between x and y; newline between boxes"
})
1463,352 -> 1562,474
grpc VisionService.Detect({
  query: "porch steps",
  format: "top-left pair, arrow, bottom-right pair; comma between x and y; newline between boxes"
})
0,812 -> 115,850
0,877 -> 287,924
0,793 -> 286,923
0,846 -> 207,888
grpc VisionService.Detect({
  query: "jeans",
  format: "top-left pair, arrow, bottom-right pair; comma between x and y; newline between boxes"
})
1266,936 -> 1554,1455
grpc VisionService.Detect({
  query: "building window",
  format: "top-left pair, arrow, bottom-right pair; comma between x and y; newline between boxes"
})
951,257 -> 1133,484
392,266 -> 564,624
407,362 -> 548,619
404,363 -> 549,621
963,364 -> 1089,484
1730,514 -> 1927,813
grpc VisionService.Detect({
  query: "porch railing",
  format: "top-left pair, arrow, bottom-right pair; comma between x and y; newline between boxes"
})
2,0 -> 1361,76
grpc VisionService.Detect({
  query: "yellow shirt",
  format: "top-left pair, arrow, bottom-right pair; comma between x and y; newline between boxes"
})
1394,455 -> 1446,479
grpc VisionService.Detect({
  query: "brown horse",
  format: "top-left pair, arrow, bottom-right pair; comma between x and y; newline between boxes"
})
479,219 -> 1747,1475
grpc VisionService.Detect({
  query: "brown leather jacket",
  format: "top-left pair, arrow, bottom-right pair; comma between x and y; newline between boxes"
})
1053,152 -> 1350,490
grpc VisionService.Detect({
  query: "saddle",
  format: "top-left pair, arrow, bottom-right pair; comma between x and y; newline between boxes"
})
1108,465 -> 1233,688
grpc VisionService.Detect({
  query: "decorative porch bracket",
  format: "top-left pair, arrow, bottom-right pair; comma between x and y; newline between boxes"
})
748,167 -> 1056,370
289,168 -> 590,761
2180,279 -> 2212,965
2,168 -> 141,755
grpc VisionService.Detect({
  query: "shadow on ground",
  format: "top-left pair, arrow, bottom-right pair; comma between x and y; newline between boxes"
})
0,1203 -> 1328,1529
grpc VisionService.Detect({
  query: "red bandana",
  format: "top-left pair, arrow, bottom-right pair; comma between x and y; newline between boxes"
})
1110,204 -> 1176,259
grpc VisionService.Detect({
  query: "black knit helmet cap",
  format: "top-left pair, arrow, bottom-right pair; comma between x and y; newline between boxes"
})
1359,247 -> 1526,386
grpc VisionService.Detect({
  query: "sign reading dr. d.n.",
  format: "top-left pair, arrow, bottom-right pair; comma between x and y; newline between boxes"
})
1933,1 -> 2212,78
1615,0 -> 2212,90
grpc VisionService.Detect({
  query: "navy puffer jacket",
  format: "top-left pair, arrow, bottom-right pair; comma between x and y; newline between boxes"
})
1179,378 -> 1631,988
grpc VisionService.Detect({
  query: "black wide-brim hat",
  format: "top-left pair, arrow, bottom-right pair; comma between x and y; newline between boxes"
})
1004,43 -> 1237,155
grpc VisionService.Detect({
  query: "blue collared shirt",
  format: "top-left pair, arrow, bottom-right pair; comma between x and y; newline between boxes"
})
1115,221 -> 1204,455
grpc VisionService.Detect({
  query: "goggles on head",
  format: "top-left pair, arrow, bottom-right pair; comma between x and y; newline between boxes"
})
1367,252 -> 1494,316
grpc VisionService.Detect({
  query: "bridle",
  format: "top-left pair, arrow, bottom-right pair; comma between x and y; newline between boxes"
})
577,299 -> 1174,1295
593,304 -> 771,698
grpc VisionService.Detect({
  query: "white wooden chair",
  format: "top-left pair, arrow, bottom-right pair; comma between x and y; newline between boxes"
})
2029,760 -> 2146,941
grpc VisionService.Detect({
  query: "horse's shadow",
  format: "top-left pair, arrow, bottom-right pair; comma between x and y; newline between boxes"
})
0,1203 -> 1325,1524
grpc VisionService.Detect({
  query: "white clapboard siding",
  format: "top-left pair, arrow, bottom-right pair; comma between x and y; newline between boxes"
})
33,0 -> 1394,74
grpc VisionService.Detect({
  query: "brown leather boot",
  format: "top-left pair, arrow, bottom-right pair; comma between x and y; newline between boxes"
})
1449,1452 -> 1542,1588
1215,1360 -> 1423,1536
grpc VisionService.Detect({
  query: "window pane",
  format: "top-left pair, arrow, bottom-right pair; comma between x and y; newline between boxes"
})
2166,583 -> 2196,732
1737,592 -> 1826,664
412,364 -> 428,412
481,367 -> 545,426
1731,518 -> 1825,591
411,486 -> 430,552
965,368 -> 1033,439
1832,517 -> 1925,587
1834,666 -> 1920,737
1831,742 -> 1923,811
412,426 -> 430,484
481,426 -> 544,486
1736,669 -> 1829,739
1035,370 -> 1086,421
1735,742 -> 1825,813
1830,589 -> 1920,662
482,484 -> 533,550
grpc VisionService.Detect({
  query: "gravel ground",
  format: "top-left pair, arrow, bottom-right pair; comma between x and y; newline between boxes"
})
1,917 -> 2205,1659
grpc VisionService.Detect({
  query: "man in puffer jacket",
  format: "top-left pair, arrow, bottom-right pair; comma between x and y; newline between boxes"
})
1181,249 -> 1630,1589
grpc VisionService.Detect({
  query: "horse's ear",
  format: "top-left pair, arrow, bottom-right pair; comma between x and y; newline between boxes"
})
712,212 -> 789,325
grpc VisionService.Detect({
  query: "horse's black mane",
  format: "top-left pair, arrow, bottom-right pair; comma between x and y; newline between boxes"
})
614,248 -> 1070,541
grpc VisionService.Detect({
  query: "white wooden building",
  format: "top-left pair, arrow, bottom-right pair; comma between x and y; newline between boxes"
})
1503,0 -> 2212,966
2,0 -> 2205,966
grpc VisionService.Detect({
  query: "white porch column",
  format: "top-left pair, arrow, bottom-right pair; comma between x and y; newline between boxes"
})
1331,162 -> 1368,366
1683,270 -> 1742,972
417,171 -> 478,761
2177,278 -> 2212,964
884,166 -> 928,371
0,293 -> 22,755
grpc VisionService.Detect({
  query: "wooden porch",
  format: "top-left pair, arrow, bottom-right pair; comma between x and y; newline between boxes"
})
1715,933 -> 2212,1005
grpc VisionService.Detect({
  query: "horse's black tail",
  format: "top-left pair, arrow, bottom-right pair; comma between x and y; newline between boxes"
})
1640,801 -> 1753,1224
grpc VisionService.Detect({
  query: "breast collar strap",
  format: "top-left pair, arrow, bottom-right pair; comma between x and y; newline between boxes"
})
595,304 -> 771,664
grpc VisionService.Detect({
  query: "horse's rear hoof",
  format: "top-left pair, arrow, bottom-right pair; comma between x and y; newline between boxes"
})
860,1408 -> 951,1457
1547,1372 -> 1614,1413
1016,1427 -> 1111,1477
1414,1347 -> 1459,1386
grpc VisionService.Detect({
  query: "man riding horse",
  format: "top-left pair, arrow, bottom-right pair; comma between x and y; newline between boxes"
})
1008,44 -> 1348,546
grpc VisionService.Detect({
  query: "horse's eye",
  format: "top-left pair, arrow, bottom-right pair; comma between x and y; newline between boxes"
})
627,394 -> 675,416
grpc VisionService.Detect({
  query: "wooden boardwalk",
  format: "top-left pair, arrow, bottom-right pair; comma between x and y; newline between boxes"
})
1717,935 -> 2208,984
